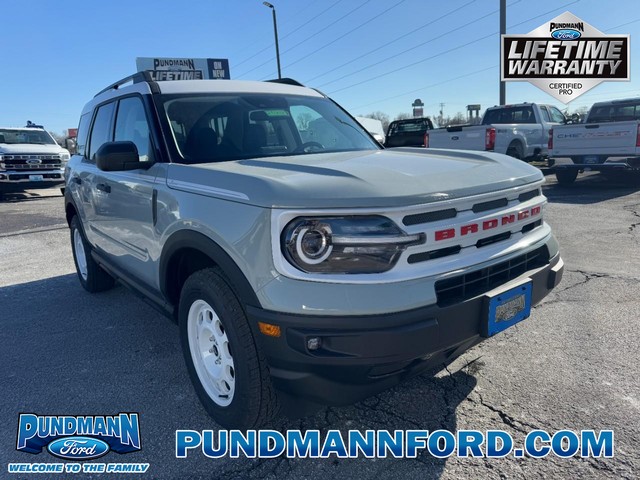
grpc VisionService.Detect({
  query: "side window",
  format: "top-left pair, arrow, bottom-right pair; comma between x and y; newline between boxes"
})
549,107 -> 566,124
539,106 -> 551,123
114,97 -> 153,162
75,113 -> 91,157
88,102 -> 116,161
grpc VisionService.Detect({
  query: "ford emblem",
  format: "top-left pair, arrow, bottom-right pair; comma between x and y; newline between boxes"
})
26,159 -> 42,165
551,29 -> 581,40
451,136 -> 459,141
47,436 -> 110,460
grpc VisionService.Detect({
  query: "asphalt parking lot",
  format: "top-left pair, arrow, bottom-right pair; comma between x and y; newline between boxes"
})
1,171 -> 639,479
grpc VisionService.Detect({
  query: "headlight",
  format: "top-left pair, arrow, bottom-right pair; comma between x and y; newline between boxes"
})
60,153 -> 70,162
282,216 -> 424,274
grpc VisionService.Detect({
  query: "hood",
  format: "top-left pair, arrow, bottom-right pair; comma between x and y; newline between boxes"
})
166,148 -> 543,209
0,143 -> 67,155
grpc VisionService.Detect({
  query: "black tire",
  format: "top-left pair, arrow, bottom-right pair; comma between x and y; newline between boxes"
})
556,169 -> 578,186
506,141 -> 524,160
179,268 -> 279,429
547,158 -> 555,168
70,215 -> 115,293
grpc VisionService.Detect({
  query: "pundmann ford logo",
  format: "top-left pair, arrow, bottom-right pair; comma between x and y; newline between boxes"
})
16,413 -> 141,460
550,22 -> 583,40
501,11 -> 630,102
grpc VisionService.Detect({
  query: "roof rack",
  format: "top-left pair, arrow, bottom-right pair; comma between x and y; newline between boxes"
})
95,71 -> 158,97
265,77 -> 305,87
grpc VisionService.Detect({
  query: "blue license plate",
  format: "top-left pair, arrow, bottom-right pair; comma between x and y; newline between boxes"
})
483,282 -> 532,337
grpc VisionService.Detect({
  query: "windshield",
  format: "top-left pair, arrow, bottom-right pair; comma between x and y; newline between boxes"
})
162,93 -> 379,164
0,128 -> 56,145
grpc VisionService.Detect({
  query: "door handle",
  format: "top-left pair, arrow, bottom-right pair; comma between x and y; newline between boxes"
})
71,176 -> 82,185
96,183 -> 111,194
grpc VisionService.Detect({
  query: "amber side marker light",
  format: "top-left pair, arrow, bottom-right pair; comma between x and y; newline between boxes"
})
258,322 -> 281,337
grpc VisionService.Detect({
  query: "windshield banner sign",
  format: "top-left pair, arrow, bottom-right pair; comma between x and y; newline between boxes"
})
501,11 -> 629,103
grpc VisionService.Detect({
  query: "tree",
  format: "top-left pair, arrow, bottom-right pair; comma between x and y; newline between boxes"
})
394,112 -> 413,121
441,112 -> 467,126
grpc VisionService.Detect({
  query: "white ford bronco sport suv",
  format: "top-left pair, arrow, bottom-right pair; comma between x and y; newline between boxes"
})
65,73 -> 564,428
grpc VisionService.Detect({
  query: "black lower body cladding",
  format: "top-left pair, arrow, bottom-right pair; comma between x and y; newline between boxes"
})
247,252 -> 563,406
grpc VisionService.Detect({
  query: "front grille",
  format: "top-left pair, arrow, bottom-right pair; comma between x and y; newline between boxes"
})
518,189 -> 540,203
7,173 -> 62,180
403,208 -> 457,226
434,246 -> 549,307
472,198 -> 508,213
401,188 -> 541,227
1,154 -> 62,170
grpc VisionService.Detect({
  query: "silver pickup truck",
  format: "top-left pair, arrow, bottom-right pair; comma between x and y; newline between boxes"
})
65,73 -> 564,428
426,103 -> 567,163
550,98 -> 640,185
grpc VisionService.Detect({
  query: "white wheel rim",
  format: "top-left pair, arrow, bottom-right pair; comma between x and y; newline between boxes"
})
187,299 -> 235,406
73,228 -> 88,281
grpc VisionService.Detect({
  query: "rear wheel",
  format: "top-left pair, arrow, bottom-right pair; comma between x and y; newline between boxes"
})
70,216 -> 115,292
179,268 -> 279,428
556,169 -> 578,186
506,141 -> 524,160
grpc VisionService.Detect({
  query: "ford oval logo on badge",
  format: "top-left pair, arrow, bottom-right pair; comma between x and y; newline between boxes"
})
551,29 -> 581,40
47,436 -> 110,460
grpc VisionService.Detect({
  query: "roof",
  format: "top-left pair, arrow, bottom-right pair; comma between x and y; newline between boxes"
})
0,127 -> 45,131
156,79 -> 323,97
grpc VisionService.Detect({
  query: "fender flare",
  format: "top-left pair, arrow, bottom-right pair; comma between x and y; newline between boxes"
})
159,229 -> 261,309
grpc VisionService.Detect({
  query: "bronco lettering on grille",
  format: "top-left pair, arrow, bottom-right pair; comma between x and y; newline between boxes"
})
435,206 -> 541,241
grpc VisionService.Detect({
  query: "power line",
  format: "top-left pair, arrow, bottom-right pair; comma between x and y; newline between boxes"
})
350,6 -> 634,113
233,0 -> 345,70
304,0 -> 477,84
349,65 -> 497,111
235,0 -> 373,79
261,0 -> 409,78
316,1 -> 519,89
326,0 -> 580,95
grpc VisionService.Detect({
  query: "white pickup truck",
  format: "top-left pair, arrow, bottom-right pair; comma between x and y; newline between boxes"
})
426,103 -> 567,163
0,123 -> 70,198
550,98 -> 640,185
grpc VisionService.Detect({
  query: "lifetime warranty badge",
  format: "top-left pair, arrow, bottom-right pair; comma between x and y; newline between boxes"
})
501,11 -> 630,103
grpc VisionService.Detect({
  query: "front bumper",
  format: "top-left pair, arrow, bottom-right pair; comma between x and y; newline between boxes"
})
0,169 -> 65,189
247,252 -> 563,406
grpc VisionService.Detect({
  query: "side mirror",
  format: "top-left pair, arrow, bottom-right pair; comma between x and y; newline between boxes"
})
64,138 -> 77,154
95,141 -> 151,171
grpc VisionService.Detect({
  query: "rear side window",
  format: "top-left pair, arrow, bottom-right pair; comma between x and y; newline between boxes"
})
483,106 -> 536,124
88,102 -> 116,161
75,113 -> 91,157
548,106 -> 566,124
539,107 -> 551,122
114,96 -> 153,162
587,102 -> 640,123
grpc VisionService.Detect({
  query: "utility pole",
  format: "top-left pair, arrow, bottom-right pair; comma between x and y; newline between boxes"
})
500,0 -> 506,105
263,2 -> 282,79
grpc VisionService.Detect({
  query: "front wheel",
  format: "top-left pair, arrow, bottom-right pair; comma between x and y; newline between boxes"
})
70,216 -> 115,292
179,268 -> 279,429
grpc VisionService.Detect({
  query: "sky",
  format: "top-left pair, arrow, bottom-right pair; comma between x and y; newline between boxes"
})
1,0 -> 639,135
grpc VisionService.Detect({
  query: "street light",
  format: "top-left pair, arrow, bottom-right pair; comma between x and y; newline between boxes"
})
263,1 -> 282,79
